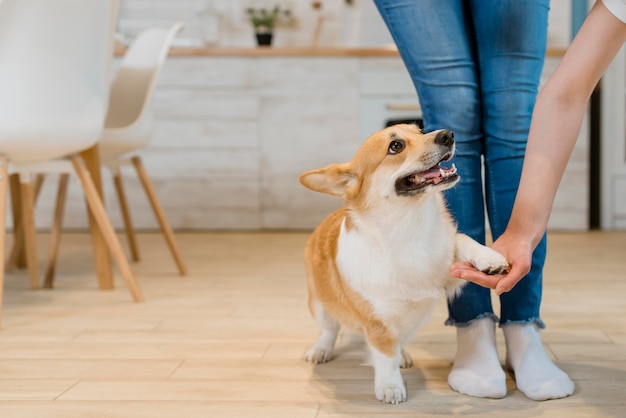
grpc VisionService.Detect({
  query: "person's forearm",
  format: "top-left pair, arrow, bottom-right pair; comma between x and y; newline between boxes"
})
508,0 -> 626,248
508,89 -> 586,247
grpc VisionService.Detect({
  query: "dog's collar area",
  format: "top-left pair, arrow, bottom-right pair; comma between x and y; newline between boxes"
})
395,163 -> 458,195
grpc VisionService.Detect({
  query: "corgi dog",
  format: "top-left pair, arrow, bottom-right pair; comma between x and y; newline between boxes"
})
299,124 -> 509,404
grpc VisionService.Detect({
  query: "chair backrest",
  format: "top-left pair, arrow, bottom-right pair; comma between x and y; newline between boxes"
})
0,0 -> 119,164
105,23 -> 183,130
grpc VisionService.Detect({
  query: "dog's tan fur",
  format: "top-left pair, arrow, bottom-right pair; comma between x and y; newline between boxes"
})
304,208 -> 397,356
299,124 -> 509,404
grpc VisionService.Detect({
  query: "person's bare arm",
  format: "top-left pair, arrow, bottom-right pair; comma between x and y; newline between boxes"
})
451,0 -> 626,293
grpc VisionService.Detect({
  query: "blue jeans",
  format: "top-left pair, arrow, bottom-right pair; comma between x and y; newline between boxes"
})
374,0 -> 549,328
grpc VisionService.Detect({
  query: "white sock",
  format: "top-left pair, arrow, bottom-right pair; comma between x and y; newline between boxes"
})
448,317 -> 507,398
504,323 -> 574,401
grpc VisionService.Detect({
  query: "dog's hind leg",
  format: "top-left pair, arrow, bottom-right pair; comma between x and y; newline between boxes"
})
400,349 -> 413,369
305,300 -> 340,364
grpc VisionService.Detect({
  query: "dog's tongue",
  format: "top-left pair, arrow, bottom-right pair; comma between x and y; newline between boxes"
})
421,166 -> 442,179
421,166 -> 445,184
422,163 -> 459,184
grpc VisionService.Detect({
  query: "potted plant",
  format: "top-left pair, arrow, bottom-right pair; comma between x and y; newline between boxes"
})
246,6 -> 281,46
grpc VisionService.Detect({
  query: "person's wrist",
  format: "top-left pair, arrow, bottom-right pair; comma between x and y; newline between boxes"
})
505,220 -> 541,250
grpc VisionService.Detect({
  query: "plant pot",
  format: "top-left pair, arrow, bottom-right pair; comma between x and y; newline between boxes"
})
255,32 -> 273,47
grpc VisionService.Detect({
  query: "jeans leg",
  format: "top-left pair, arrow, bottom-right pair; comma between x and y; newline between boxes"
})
373,0 -> 494,325
471,0 -> 550,327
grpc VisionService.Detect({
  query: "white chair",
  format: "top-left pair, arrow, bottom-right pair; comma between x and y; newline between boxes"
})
43,23 -> 188,287
0,0 -> 144,325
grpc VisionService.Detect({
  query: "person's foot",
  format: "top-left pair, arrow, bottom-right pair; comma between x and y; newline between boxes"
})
448,317 -> 507,398
503,323 -> 575,400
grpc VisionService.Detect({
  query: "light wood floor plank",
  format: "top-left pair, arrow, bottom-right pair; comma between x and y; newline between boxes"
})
0,231 -> 624,417
0,380 -> 78,401
0,401 -> 321,418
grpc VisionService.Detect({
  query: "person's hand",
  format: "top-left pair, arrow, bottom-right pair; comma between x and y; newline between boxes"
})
449,261 -> 506,289
450,230 -> 534,295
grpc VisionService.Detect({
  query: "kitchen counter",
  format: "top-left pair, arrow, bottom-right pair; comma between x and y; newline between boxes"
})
116,46 -> 568,58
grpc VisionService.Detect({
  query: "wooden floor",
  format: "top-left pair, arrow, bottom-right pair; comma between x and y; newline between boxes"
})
0,231 -> 625,417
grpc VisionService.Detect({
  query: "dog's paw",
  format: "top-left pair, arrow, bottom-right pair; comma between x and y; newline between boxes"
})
305,346 -> 333,364
470,248 -> 509,275
376,382 -> 407,404
400,350 -> 413,369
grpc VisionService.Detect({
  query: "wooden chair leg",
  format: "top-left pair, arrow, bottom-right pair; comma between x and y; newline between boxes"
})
7,174 -> 25,271
19,175 -> 40,289
131,156 -> 188,276
70,155 -> 144,302
0,158 -> 9,327
79,146 -> 113,290
43,173 -> 69,289
7,174 -> 44,272
112,168 -> 140,262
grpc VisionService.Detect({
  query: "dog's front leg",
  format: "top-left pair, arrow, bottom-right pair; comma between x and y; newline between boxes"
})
368,344 -> 406,404
455,233 -> 509,274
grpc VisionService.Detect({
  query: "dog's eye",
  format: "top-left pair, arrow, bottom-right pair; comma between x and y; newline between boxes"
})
388,140 -> 405,155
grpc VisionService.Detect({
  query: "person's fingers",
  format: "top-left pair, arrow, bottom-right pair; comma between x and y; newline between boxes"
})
450,262 -> 501,289
495,263 -> 528,295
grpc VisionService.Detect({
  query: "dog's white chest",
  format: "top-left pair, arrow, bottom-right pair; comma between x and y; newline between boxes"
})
336,215 -> 455,305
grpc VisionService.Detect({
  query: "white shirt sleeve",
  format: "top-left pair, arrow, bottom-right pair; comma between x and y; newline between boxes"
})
603,0 -> 626,23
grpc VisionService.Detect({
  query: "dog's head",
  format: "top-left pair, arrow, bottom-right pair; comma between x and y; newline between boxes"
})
299,124 -> 459,205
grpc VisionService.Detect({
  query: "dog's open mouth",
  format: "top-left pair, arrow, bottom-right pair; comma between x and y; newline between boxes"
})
395,162 -> 459,195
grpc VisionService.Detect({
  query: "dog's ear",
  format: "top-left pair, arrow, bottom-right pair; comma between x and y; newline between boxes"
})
299,163 -> 357,198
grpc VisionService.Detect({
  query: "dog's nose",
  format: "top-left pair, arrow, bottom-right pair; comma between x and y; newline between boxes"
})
435,130 -> 454,146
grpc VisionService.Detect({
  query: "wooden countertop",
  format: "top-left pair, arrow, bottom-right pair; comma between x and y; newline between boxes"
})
116,46 -> 567,58
168,46 -> 403,57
